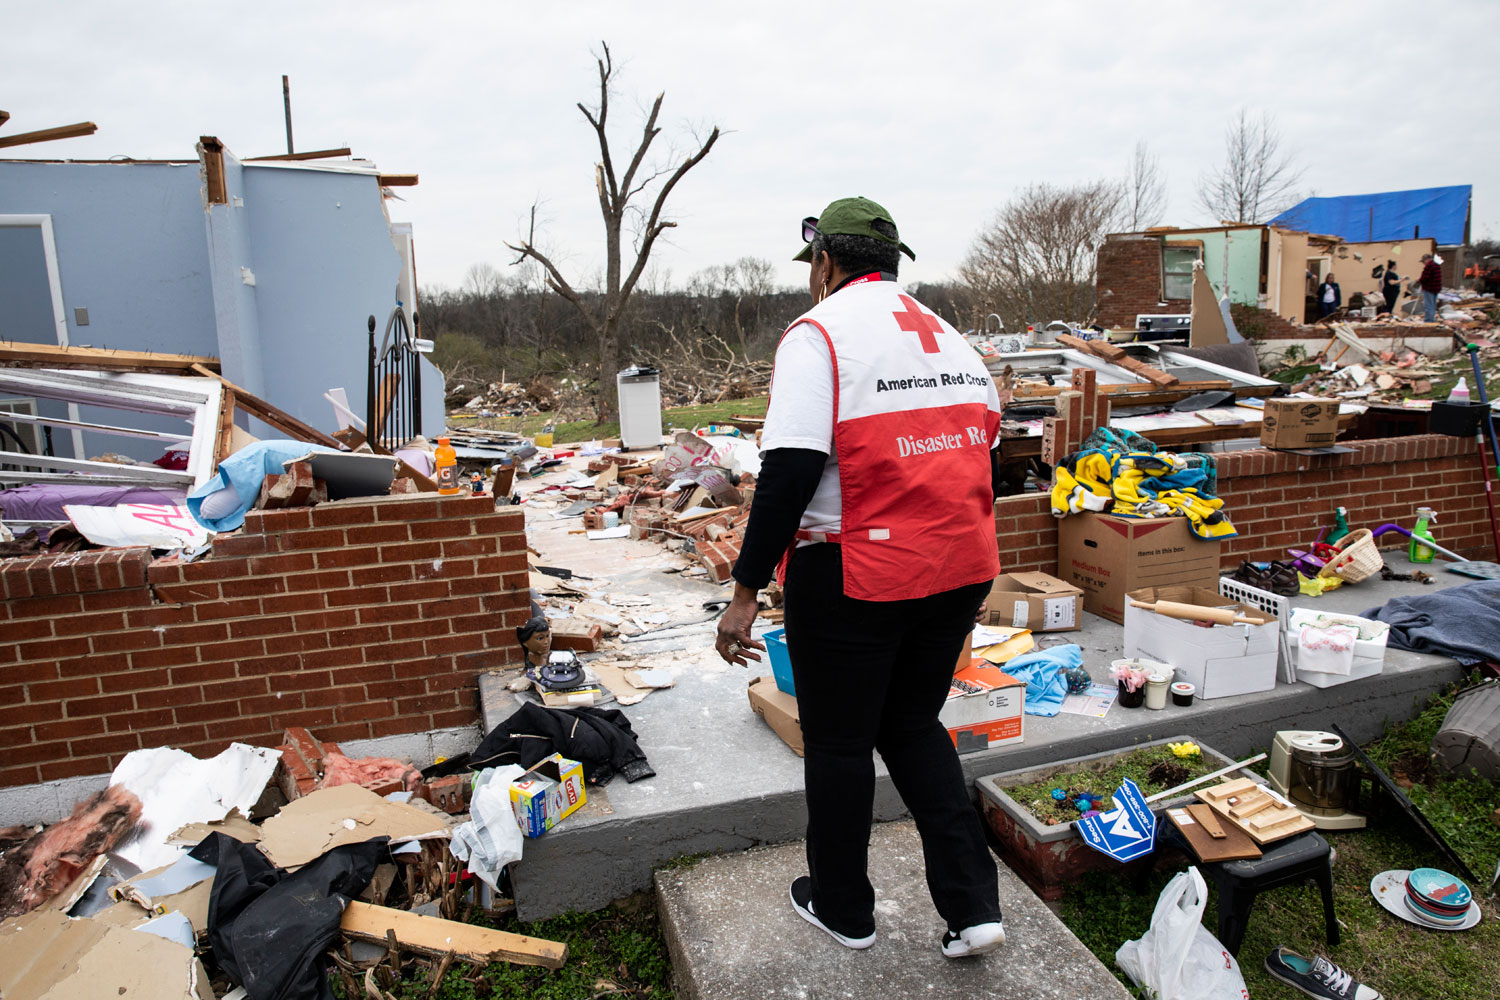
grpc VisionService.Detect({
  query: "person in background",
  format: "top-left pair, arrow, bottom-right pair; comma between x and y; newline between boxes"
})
1380,260 -> 1402,315
1419,252 -> 1443,322
714,197 -> 1008,960
1317,272 -> 1342,318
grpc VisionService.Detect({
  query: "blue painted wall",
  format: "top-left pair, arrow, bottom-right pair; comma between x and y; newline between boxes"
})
0,155 -> 445,460
0,226 -> 57,343
239,162 -> 443,439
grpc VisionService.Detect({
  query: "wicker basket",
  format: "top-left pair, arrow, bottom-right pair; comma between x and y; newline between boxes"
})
1318,528 -> 1384,583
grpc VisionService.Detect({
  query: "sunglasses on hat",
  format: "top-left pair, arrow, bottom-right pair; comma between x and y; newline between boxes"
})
801,217 -> 819,244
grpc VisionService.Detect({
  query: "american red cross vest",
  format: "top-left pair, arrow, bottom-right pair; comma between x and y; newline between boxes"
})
774,279 -> 1002,601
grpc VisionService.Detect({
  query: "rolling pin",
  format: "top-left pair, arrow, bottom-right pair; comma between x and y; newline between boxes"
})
1129,600 -> 1261,625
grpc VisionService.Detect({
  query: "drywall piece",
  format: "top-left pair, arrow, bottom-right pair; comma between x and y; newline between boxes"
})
0,907 -> 211,1000
111,855 -> 214,913
109,744 -> 280,872
166,811 -> 263,848
255,784 -> 449,870
1190,261 -> 1230,347
340,900 -> 566,969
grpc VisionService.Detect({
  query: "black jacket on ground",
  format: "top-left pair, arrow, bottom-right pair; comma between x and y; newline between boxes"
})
469,703 -> 654,785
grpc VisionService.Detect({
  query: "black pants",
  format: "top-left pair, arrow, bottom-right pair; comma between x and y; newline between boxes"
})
782,543 -> 1002,936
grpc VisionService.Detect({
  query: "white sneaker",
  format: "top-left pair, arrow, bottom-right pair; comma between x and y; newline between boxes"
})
788,876 -> 876,950
941,920 -> 1006,958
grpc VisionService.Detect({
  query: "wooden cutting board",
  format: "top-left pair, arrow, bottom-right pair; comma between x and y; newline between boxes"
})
1195,778 -> 1315,844
1166,803 -> 1263,862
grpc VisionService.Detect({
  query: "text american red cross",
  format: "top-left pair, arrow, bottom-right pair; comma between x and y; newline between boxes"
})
892,294 -> 945,353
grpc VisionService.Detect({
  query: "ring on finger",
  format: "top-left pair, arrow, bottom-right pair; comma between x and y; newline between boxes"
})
726,641 -> 742,655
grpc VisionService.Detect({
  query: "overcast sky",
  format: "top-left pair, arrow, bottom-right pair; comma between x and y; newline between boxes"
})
11,2 -> 1498,293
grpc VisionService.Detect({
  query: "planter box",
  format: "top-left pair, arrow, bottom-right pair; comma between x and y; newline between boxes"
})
976,735 -> 1251,900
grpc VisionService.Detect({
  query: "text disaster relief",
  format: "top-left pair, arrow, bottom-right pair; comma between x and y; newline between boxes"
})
896,425 -> 989,457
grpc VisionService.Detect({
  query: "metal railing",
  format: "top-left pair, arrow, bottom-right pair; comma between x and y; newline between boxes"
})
366,306 -> 423,452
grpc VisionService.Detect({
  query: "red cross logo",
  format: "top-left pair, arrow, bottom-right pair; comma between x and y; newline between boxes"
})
892,295 -> 945,353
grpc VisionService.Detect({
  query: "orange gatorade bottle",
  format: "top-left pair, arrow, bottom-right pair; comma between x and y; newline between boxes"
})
435,436 -> 460,495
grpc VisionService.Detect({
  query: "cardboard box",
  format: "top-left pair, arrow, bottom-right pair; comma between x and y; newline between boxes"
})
941,660 -> 1025,754
510,753 -> 586,837
748,675 -> 804,756
1259,398 -> 1338,449
1123,586 -> 1279,700
1057,513 -> 1221,624
986,572 -> 1083,631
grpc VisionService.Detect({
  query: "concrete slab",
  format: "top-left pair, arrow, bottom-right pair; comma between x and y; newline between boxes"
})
496,465 -> 1476,919
655,819 -> 1132,1000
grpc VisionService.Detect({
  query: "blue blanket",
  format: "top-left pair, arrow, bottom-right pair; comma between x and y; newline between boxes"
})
1362,581 -> 1500,665
999,644 -> 1082,717
187,440 -> 339,531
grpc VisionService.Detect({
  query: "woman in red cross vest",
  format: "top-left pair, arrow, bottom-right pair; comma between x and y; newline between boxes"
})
714,197 -> 1007,958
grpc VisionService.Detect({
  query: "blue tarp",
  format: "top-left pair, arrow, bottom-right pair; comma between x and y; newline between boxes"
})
1269,186 -> 1470,246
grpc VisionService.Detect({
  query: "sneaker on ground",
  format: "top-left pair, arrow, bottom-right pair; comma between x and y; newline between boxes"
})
941,920 -> 1007,958
788,876 -> 875,950
1264,947 -> 1381,1000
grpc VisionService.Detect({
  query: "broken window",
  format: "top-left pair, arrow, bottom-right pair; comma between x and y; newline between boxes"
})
1162,245 -> 1200,300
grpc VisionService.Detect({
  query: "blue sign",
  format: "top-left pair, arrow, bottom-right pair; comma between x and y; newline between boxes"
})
1075,778 -> 1157,862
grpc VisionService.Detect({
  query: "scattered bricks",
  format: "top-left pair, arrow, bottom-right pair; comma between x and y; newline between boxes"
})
551,620 -> 602,652
274,726 -> 343,800
582,508 -> 606,530
697,535 -> 742,584
586,460 -> 611,474
419,774 -> 470,814
256,461 -> 316,509
388,477 -> 419,495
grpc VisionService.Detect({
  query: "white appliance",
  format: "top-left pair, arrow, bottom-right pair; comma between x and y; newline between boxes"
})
616,366 -> 663,451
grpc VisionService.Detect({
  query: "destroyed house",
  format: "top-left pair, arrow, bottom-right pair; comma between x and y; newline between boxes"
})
1094,222 -> 1436,331
0,139 -> 445,467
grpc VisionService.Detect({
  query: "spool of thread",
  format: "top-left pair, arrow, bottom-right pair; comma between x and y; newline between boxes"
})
603,511 -> 620,529
1171,681 -> 1195,707
1145,674 -> 1170,710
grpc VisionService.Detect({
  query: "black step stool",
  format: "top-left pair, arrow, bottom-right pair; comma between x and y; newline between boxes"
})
1155,825 -> 1339,956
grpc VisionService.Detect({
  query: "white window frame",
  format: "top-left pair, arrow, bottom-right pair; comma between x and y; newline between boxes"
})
0,214 -> 83,456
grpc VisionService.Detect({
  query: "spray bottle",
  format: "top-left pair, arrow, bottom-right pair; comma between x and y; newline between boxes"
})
1326,506 -> 1351,546
1409,506 -> 1438,563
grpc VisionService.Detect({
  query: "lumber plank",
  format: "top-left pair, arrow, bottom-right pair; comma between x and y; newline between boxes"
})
190,364 -> 342,448
377,174 -> 419,186
0,121 -> 96,149
215,389 -> 237,465
0,342 -> 221,374
373,372 -> 401,437
1049,335 -> 1179,387
340,900 -> 566,969
244,147 -> 352,161
0,111 -> 9,129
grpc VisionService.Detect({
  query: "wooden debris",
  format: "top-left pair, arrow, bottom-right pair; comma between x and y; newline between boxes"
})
0,121 -> 96,149
1052,334 -> 1180,386
0,342 -> 220,375
190,363 -> 343,448
340,900 -> 567,969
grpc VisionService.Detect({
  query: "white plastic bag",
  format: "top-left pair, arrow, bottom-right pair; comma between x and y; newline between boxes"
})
1115,867 -> 1249,1000
448,765 -> 526,892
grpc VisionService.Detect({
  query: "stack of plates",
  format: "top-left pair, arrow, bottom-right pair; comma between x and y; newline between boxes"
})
1404,868 -> 1473,925
1370,869 -> 1482,931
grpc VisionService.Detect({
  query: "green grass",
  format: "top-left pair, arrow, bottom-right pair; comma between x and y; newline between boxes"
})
1056,678 -> 1500,999
450,396 -> 769,444
1001,744 -> 1219,826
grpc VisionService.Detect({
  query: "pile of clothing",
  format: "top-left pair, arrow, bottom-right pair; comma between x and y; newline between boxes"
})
1049,429 -> 1236,540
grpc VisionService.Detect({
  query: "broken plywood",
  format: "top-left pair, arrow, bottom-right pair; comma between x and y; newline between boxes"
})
256,784 -> 449,869
340,900 -> 567,969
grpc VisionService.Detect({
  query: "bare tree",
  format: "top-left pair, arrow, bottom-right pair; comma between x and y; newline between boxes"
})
505,42 -> 721,420
959,180 -> 1125,330
1197,110 -> 1302,224
1125,140 -> 1167,231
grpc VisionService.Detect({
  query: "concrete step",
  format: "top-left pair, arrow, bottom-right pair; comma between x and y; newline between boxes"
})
656,818 -> 1133,1000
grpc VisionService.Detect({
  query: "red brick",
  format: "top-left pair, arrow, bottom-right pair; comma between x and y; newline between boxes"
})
99,667 -> 171,694
91,629 -> 164,654
409,519 -> 475,540
174,701 -> 243,724
314,547 -> 382,569
153,581 -> 222,604
172,661 -> 238,684
372,498 -> 445,522
352,564 -> 414,586
40,757 -> 111,781
212,533 -> 277,557
310,504 -> 378,527
346,524 -> 411,545
8,594 -> 84,620
196,598 -> 264,621
130,645 -> 200,669
335,701 -> 396,723
136,685 -> 207,709
260,592 -> 325,615
64,693 -> 134,717
0,764 -> 40,786
35,716 -> 105,741
263,632 -> 330,655
220,577 -> 288,599
440,538 -> 495,558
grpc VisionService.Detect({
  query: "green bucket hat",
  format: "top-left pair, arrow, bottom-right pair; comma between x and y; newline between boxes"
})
793,196 -> 916,263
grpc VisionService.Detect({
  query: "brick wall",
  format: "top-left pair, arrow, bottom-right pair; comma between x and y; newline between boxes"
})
0,494 -> 528,788
996,433 -> 1495,574
1095,234 -> 1187,329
